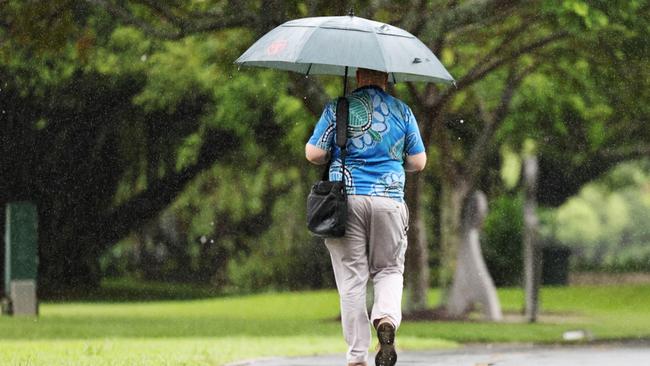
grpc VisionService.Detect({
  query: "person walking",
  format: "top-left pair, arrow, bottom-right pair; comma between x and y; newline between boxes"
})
305,68 -> 427,366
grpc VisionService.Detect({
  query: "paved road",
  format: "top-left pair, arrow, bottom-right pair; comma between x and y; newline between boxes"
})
227,344 -> 650,366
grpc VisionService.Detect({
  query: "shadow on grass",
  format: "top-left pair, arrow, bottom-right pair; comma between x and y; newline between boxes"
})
40,277 -> 226,303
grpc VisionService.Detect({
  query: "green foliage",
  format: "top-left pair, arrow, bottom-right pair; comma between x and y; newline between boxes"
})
547,161 -> 650,271
482,194 -> 524,286
499,144 -> 522,189
134,37 -> 217,113
1,0 -> 81,51
2,0 -> 649,294
91,27 -> 153,76
85,16 -> 330,288
274,93 -> 315,157
497,0 -> 648,159
554,0 -> 611,29
83,17 -> 329,290
227,181 -> 334,292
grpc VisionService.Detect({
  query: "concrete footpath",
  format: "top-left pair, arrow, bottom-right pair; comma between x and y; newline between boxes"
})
227,343 -> 650,366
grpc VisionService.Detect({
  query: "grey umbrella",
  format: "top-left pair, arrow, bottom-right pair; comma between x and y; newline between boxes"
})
235,12 -> 454,92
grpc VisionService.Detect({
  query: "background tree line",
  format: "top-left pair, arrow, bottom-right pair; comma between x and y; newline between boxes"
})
1,0 -> 648,315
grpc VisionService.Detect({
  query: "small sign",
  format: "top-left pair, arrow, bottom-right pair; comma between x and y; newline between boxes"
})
267,39 -> 288,56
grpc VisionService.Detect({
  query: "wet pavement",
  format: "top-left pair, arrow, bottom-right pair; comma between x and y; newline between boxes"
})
227,344 -> 650,366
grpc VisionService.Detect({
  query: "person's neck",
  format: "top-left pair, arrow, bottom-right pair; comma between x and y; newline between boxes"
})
356,81 -> 386,91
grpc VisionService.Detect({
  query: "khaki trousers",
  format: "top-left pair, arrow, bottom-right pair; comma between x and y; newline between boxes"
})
325,195 -> 409,363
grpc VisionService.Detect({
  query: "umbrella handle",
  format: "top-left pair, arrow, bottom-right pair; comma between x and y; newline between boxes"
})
343,66 -> 348,96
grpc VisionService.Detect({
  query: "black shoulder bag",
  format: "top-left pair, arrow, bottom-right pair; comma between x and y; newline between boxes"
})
306,97 -> 349,238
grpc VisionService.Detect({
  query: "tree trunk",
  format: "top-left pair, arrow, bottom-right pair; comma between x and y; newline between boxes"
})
403,173 -> 429,311
447,190 -> 503,320
438,177 -> 466,303
523,155 -> 542,322
0,207 -> 5,297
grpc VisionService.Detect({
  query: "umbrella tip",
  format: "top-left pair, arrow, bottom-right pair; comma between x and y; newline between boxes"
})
348,8 -> 354,17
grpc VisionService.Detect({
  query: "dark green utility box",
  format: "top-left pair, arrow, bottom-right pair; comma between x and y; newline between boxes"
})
542,245 -> 571,286
3,202 -> 39,316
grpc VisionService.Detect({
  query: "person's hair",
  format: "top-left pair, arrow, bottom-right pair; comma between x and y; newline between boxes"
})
356,68 -> 388,88
357,68 -> 388,81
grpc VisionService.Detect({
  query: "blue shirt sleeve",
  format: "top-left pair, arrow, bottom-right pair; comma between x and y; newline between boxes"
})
403,105 -> 425,155
307,101 -> 335,150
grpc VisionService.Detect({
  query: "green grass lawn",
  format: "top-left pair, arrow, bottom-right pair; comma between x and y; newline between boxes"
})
1,280 -> 649,366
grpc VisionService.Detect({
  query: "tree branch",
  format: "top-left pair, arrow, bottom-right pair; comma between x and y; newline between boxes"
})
406,82 -> 426,112
85,0 -> 183,38
429,0 -> 459,55
459,31 -> 567,92
131,0 -> 184,27
85,0 -> 256,39
471,19 -> 538,72
421,84 -> 441,146
431,31 -> 569,111
599,145 -> 650,159
463,63 -> 539,190
399,0 -> 430,38
289,73 -> 329,117
538,148 -> 646,207
95,129 -> 239,249
438,0 -> 523,36
432,108 -> 457,183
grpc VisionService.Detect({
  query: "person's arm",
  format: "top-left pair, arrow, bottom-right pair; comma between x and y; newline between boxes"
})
306,102 -> 335,165
404,152 -> 426,172
305,144 -> 331,165
403,104 -> 427,172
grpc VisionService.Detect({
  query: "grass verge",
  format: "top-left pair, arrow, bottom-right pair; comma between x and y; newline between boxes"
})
1,279 -> 649,365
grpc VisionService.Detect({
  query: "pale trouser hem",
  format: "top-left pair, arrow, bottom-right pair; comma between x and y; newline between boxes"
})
370,270 -> 404,329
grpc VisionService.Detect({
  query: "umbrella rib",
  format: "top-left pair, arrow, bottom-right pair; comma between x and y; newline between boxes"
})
283,24 -> 413,38
319,26 -> 371,33
371,27 -> 390,75
376,32 -> 413,39
281,25 -> 317,28
306,63 -> 312,76
295,23 -> 335,74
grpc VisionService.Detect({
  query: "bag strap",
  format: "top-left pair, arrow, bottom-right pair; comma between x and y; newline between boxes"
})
335,96 -> 349,184
320,97 -> 349,182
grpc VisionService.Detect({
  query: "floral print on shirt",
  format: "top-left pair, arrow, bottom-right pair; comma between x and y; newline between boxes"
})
307,86 -> 425,201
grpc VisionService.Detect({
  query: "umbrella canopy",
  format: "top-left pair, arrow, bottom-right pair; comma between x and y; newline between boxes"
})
235,14 -> 454,85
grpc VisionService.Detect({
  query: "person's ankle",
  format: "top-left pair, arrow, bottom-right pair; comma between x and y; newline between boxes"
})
374,317 -> 394,329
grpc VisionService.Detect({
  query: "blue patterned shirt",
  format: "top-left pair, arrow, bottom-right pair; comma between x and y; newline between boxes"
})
307,85 -> 425,201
